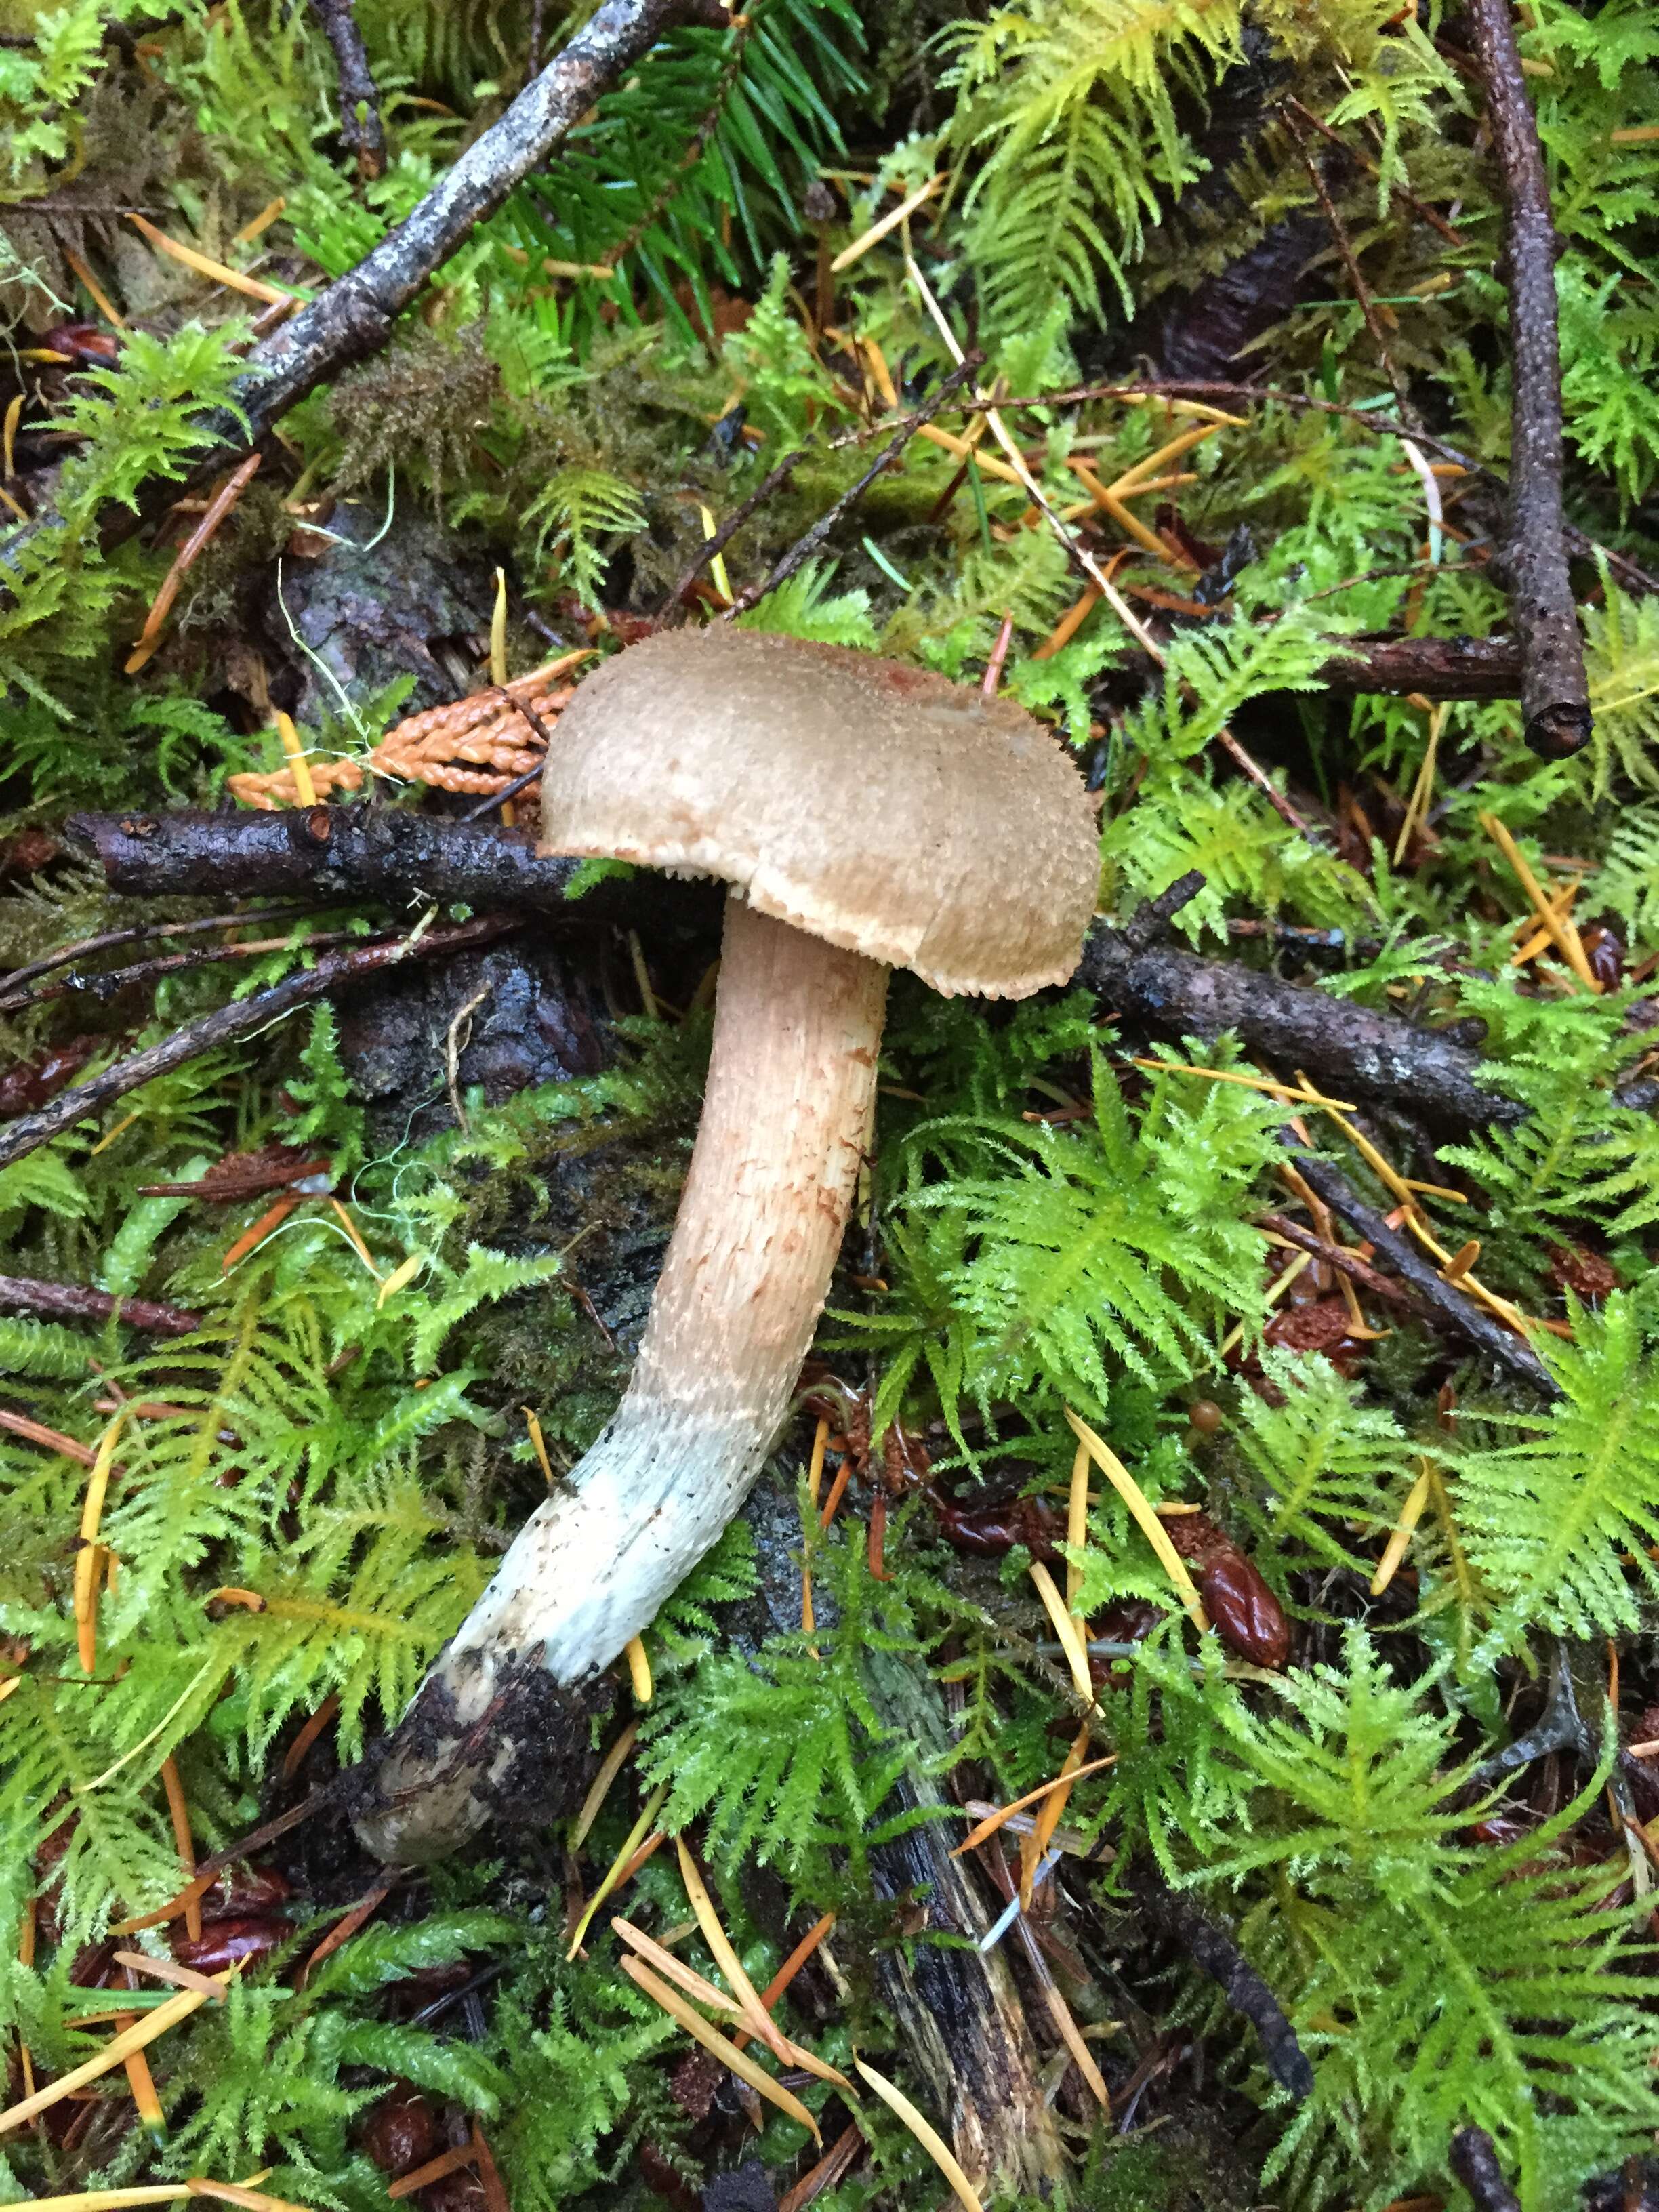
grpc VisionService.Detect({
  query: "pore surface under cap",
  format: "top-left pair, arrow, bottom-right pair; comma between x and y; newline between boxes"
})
536,628 -> 1101,998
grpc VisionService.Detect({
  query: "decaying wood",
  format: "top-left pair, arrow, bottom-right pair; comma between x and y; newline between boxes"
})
743,1481 -> 1066,2194
1465,0 -> 1593,760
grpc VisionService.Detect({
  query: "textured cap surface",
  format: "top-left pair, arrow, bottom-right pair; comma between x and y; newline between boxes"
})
536,629 -> 1099,998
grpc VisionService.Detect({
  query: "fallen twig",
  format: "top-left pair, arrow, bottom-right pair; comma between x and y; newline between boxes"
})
1076,920 -> 1522,1132
1315,633 -> 1521,699
65,806 -> 703,924
1284,1148 -> 1561,1395
0,1274 -> 201,1337
0,904 -> 323,1010
659,445 -> 810,616
308,0 -> 386,180
1465,0 -> 1591,758
1450,2125 -> 1524,2212
720,353 -> 985,618
0,914 -> 520,1174
71,812 -> 1530,1131
1254,1214 -> 1414,1309
1131,1871 -> 1313,2100
0,0 -> 687,589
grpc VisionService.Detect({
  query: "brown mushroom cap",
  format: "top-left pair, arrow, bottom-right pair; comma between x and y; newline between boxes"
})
536,629 -> 1101,998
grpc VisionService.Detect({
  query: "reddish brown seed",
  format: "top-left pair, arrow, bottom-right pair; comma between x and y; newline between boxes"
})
930,1490 -> 1060,1562
40,322 -> 121,364
173,1914 -> 290,1975
1188,1399 -> 1223,1435
1200,1552 -> 1290,1670
206,1864 -> 294,1915
361,2083 -> 441,2175
1547,1242 -> 1619,1300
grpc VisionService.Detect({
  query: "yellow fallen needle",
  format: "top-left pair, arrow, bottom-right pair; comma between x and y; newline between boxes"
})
0,1973 -> 232,2138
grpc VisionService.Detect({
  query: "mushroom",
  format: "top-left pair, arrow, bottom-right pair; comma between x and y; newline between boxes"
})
358,628 -> 1100,1862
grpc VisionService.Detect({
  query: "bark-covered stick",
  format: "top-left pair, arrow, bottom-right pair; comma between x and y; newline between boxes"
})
308,0 -> 386,181
1465,0 -> 1592,760
0,0 -> 686,589
1076,921 -> 1522,1132
0,1275 -> 202,1337
1286,1149 -> 1561,1397
0,915 -> 520,1174
64,806 -> 701,923
69,810 -> 1527,1130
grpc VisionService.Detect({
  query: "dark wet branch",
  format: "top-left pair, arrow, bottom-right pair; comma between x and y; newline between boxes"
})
0,1273 -> 201,1337
1285,1148 -> 1561,1397
1314,632 -> 1521,700
1132,1873 -> 1314,2100
220,0 -> 687,449
66,805 -> 712,926
0,914 -> 520,1174
1075,920 -> 1523,1134
1450,2126 -> 1524,2212
1465,0 -> 1591,760
72,809 -> 1526,1135
308,0 -> 386,181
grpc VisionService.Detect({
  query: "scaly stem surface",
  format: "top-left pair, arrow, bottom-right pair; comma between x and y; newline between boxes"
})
358,895 -> 888,1860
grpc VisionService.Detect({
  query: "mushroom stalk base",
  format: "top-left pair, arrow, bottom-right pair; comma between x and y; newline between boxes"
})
356,896 -> 888,1862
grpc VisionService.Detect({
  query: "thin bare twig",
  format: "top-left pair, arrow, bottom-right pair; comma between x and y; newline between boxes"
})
0,904 -> 323,1010
1282,96 -> 1464,246
659,446 -> 811,618
1284,1148 -> 1561,1396
1465,0 -> 1592,758
308,0 -> 386,180
0,914 -> 521,1174
720,353 -> 984,617
1283,105 -> 1412,421
0,1273 -> 201,1336
1254,1213 -> 1415,1309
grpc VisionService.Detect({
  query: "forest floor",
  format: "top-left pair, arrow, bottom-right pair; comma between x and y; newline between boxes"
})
2,2 -> 1659,2211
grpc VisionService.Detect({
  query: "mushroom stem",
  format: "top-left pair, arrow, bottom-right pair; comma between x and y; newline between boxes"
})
356,895 -> 888,1862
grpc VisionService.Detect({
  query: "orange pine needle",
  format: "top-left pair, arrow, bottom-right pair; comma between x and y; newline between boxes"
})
222,1193 -> 300,1273
279,1690 -> 340,1782
298,1871 -> 396,1987
62,245 -> 125,327
952,1755 -> 1118,1858
126,213 -> 297,305
125,453 -> 262,672
159,1757 -> 202,1942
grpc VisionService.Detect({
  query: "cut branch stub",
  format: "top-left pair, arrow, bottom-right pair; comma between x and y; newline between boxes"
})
355,631 -> 1101,1862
